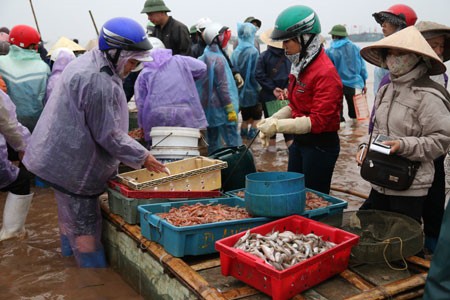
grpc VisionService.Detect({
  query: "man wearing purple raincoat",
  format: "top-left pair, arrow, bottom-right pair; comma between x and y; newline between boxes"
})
23,17 -> 167,268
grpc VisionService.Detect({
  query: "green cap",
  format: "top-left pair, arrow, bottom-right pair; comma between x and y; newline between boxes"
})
141,0 -> 171,14
189,24 -> 197,34
244,16 -> 262,28
329,24 -> 348,37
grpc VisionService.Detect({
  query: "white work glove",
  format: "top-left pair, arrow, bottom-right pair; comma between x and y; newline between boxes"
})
276,117 -> 312,134
233,73 -> 244,89
272,105 -> 292,120
257,117 -> 278,147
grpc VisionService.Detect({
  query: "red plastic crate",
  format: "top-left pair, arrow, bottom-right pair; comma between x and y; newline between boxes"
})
215,215 -> 360,300
108,180 -> 221,199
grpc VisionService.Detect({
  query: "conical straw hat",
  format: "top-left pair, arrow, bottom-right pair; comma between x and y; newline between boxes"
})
360,26 -> 446,75
260,28 -> 283,49
48,36 -> 85,56
415,21 -> 450,62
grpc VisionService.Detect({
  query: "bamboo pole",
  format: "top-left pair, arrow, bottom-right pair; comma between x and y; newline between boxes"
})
29,0 -> 41,35
102,207 -> 226,300
393,288 -> 424,300
89,10 -> 99,36
221,286 -> 260,299
344,273 -> 427,300
190,258 -> 221,271
331,185 -> 369,199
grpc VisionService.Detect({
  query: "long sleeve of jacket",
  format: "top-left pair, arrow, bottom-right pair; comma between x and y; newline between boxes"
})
0,90 -> 29,151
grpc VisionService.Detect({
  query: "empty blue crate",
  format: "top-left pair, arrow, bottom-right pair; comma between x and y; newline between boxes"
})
226,188 -> 347,220
137,197 -> 271,257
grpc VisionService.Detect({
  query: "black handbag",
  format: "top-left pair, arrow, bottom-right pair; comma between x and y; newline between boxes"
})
360,150 -> 420,191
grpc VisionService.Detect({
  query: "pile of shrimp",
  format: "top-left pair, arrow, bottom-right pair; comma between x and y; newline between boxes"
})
157,203 -> 253,227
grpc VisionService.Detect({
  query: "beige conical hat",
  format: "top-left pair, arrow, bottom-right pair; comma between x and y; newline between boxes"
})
48,36 -> 85,56
415,21 -> 450,62
260,28 -> 283,49
360,26 -> 446,75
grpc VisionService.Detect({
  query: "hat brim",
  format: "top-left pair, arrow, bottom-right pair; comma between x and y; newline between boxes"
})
360,26 -> 446,75
260,28 -> 283,49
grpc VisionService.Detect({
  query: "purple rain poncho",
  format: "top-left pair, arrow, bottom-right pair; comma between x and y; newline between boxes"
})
45,48 -> 76,105
134,48 -> 208,142
0,89 -> 30,189
231,22 -> 260,108
23,49 -> 150,196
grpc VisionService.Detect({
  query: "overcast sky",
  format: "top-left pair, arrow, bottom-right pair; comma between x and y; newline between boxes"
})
1,0 -> 449,48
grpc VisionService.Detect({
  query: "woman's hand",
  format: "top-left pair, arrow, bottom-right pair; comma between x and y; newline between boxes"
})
356,143 -> 368,165
383,140 -> 401,154
143,154 -> 170,175
273,87 -> 288,100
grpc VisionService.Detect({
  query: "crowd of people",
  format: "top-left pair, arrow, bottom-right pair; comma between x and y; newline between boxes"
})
1,0 -> 450,297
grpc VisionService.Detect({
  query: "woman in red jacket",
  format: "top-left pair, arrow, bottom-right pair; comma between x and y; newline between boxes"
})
258,5 -> 342,194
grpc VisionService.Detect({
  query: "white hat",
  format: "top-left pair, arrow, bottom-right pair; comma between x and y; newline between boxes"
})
360,26 -> 446,75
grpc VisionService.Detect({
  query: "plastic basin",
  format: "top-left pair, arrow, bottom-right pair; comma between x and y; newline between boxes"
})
246,172 -> 305,195
245,189 -> 306,217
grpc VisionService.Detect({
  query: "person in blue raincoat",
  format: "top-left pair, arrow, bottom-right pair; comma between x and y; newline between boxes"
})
23,17 -> 168,268
326,24 -> 367,123
0,89 -> 33,242
196,22 -> 241,155
231,22 -> 261,140
134,37 -> 208,145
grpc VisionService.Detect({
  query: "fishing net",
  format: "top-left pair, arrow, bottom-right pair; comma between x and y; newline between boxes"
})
321,210 -> 423,265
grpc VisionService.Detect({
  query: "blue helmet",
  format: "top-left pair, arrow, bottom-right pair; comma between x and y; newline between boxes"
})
99,17 -> 152,51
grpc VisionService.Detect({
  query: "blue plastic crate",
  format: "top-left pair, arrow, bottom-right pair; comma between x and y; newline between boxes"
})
137,197 -> 272,257
226,188 -> 347,220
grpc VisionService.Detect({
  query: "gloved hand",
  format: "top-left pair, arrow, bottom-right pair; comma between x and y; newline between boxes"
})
233,73 -> 244,89
257,117 -> 278,137
272,105 -> 292,120
259,131 -> 270,148
276,117 -> 311,134
224,103 -> 237,122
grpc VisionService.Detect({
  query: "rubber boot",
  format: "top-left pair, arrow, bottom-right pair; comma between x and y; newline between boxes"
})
0,192 -> 33,241
60,235 -> 74,257
78,249 -> 107,268
248,127 -> 257,139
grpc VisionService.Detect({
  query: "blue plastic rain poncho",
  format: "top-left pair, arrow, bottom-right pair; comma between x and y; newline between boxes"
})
134,48 -> 208,142
45,48 -> 76,105
196,44 -> 239,127
23,49 -> 150,196
0,45 -> 50,131
325,38 -> 368,89
231,23 -> 261,107
0,90 -> 30,189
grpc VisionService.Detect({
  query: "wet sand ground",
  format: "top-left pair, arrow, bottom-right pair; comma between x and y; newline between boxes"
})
0,120 -> 371,299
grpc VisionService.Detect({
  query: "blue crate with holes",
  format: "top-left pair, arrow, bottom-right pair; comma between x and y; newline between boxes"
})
226,188 -> 348,220
137,197 -> 272,257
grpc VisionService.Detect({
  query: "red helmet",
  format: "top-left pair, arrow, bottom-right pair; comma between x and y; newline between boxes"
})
373,4 -> 417,28
9,25 -> 40,50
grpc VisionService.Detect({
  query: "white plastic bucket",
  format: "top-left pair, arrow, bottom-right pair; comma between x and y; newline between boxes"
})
150,127 -> 200,148
150,147 -> 200,160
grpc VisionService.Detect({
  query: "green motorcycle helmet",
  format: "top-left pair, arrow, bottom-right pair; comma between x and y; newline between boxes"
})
271,5 -> 321,41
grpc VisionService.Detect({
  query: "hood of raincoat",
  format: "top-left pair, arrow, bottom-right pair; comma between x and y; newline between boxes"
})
329,37 -> 350,49
147,48 -> 173,68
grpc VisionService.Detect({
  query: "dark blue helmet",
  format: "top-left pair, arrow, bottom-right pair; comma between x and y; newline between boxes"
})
99,17 -> 152,51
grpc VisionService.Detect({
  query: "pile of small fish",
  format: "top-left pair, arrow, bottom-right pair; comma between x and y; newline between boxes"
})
158,203 -> 252,227
233,230 -> 336,271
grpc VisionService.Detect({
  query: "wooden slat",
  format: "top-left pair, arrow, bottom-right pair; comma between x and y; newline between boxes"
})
344,273 -> 427,300
340,269 -> 374,291
190,258 -> 221,271
330,185 -> 368,199
406,256 -> 431,269
220,286 -> 261,299
393,288 -> 424,300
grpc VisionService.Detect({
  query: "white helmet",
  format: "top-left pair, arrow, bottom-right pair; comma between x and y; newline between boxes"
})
149,37 -> 165,49
202,22 -> 227,45
195,17 -> 212,32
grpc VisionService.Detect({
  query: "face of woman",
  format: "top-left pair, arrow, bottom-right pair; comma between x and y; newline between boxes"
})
427,35 -> 445,59
382,22 -> 399,37
121,58 -> 140,78
283,38 -> 301,55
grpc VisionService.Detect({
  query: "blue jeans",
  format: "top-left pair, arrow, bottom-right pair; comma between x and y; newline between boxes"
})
287,142 -> 340,194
